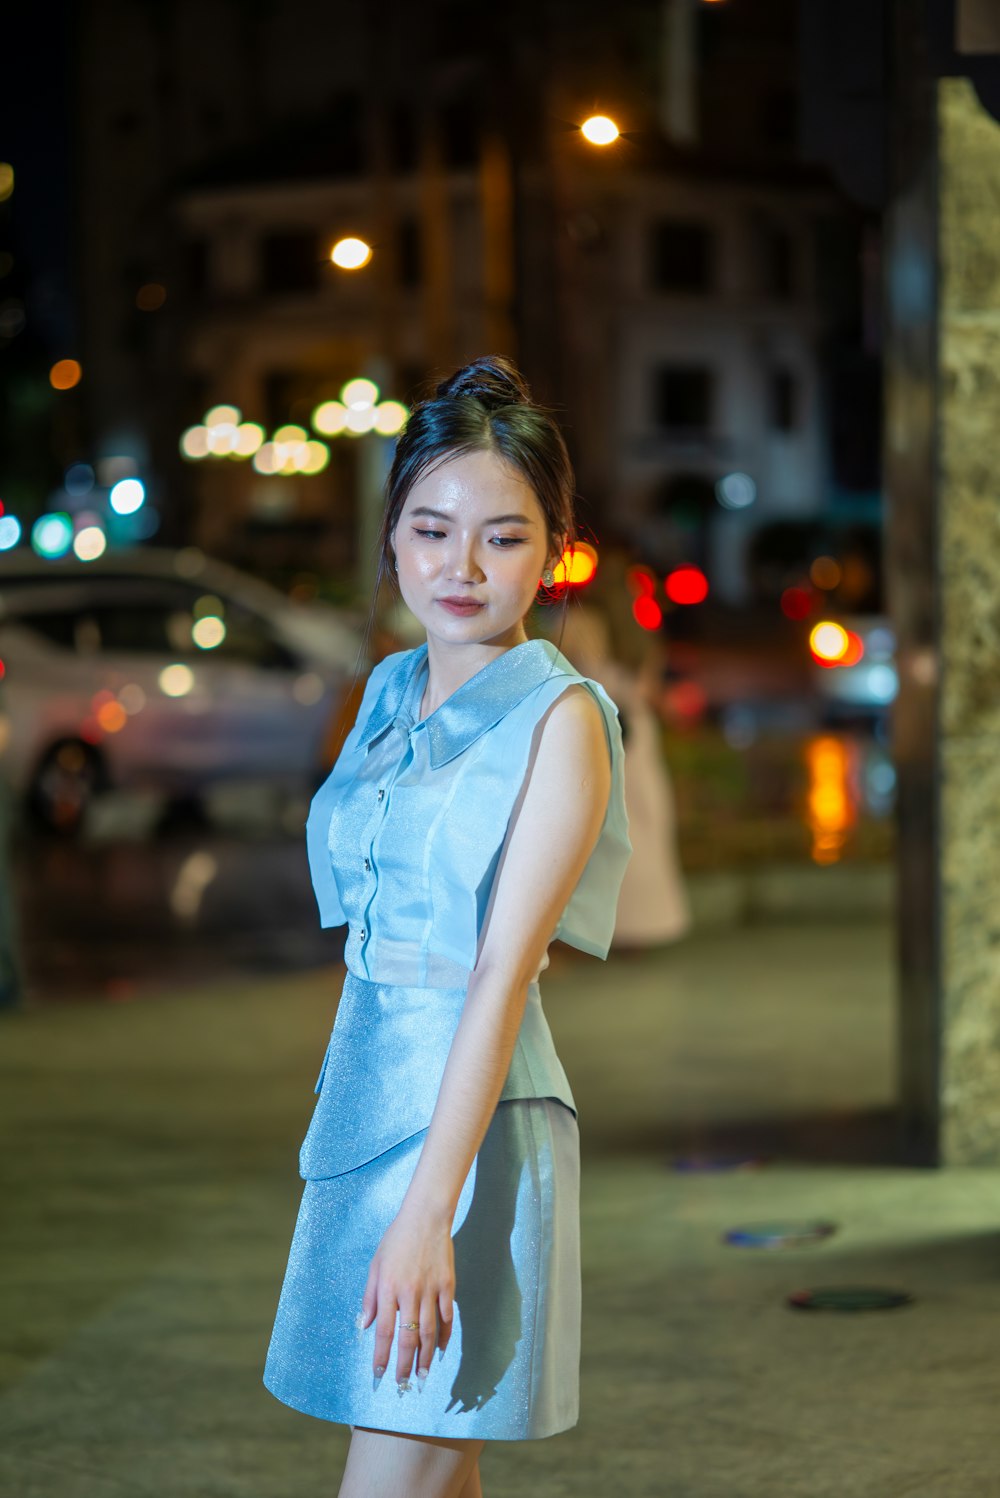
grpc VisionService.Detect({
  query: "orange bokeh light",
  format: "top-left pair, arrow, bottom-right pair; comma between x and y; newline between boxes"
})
96,701 -> 128,733
552,542 -> 597,587
810,621 -> 850,664
50,359 -> 82,391
805,734 -> 858,865
840,630 -> 864,667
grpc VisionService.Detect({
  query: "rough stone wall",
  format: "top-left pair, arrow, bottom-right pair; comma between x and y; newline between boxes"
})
938,77 -> 1000,1162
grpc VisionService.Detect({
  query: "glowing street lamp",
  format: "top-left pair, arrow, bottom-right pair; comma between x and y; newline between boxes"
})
580,115 -> 620,146
331,237 -> 373,270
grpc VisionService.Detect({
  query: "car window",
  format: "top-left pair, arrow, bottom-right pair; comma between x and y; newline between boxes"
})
90,602 -> 179,655
212,602 -> 298,669
91,598 -> 297,670
8,609 -> 82,650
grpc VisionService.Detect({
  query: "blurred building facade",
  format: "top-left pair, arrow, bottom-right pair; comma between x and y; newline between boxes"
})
72,0 -> 875,601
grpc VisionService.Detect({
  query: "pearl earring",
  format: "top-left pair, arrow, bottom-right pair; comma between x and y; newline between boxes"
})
541,567 -> 555,588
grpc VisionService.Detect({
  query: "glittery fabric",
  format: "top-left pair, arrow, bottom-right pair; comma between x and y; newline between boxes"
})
262,638 -> 631,1439
263,1097 -> 581,1440
298,974 -> 575,1179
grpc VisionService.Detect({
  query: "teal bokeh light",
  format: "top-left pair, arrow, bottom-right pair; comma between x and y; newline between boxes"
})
31,512 -> 73,559
0,515 -> 21,551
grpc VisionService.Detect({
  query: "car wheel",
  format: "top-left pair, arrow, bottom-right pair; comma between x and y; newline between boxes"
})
27,739 -> 106,836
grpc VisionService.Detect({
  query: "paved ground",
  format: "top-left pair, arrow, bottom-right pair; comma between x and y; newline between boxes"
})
2,919 -> 999,1497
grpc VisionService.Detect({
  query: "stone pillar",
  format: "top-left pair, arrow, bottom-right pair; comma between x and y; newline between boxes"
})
936,76 -> 1000,1163
887,4 -> 1000,1163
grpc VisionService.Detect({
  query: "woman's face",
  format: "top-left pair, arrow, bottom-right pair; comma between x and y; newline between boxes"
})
391,448 -> 560,650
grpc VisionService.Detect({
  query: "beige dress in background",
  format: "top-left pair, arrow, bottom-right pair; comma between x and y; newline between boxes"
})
556,606 -> 691,947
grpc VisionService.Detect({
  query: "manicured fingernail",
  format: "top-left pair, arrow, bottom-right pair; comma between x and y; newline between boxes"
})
373,1365 -> 385,1391
354,1311 -> 366,1330
436,1347 -> 445,1362
416,1368 -> 429,1392
396,1378 -> 411,1397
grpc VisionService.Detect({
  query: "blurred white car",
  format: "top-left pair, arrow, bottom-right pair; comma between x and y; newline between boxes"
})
0,546 -> 367,832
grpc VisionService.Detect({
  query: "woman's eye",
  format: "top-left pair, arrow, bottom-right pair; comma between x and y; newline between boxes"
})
413,528 -> 445,539
491,537 -> 526,547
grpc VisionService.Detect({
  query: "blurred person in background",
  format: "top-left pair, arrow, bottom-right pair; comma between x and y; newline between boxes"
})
557,537 -> 691,951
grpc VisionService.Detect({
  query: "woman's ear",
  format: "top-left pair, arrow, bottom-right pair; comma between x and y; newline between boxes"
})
550,535 -> 569,571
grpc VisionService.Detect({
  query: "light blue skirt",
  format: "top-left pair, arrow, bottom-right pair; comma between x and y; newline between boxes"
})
262,1096 -> 581,1440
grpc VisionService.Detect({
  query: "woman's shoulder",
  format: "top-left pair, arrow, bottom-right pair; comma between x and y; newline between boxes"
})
517,639 -> 625,736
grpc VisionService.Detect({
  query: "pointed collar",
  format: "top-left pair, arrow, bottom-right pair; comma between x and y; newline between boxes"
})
356,638 -> 569,769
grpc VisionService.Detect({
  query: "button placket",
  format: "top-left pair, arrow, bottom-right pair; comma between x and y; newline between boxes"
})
358,730 -> 414,962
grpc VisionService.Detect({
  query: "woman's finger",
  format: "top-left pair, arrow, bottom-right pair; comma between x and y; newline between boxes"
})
414,1298 -> 438,1386
436,1288 -> 454,1359
394,1302 -> 422,1386
372,1290 -> 398,1383
358,1262 -> 378,1333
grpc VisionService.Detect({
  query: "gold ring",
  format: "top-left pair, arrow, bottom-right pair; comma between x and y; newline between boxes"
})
399,1320 -> 419,1331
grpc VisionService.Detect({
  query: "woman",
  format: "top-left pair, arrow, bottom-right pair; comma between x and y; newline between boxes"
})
263,357 -> 632,1497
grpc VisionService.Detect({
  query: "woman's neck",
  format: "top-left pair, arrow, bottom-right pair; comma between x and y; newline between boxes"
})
418,632 -> 529,721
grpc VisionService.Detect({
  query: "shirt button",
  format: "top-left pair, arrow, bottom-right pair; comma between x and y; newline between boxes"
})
359,927 -> 366,940
364,858 -> 371,871
377,788 -> 385,802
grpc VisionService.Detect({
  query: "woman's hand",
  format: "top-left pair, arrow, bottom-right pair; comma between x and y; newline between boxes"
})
358,1200 -> 456,1389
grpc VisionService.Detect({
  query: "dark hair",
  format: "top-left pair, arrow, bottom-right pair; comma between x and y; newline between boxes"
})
358,355 -> 578,665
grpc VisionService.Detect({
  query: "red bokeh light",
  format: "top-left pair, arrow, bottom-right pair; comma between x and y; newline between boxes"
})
665,565 -> 709,606
633,595 -> 663,630
626,565 -> 657,598
780,586 -> 813,621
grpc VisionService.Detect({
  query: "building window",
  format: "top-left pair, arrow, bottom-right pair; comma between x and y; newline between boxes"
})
653,365 -> 714,431
769,368 -> 797,430
650,220 -> 714,294
397,218 -> 421,288
261,231 -> 320,295
440,94 -> 481,169
759,87 -> 797,150
390,102 -> 418,173
759,223 -> 794,299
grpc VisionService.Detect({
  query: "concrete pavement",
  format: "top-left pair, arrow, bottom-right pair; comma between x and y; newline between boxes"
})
2,918 -> 998,1496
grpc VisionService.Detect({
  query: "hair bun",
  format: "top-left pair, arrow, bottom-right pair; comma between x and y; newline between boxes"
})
435,355 -> 531,410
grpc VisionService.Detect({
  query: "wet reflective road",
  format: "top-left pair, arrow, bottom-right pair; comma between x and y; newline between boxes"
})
11,786 -> 343,1004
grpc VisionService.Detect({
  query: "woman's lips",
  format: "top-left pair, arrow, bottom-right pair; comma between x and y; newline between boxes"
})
436,599 -> 485,615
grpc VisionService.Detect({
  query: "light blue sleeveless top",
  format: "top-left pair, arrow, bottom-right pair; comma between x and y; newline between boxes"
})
299,636 -> 632,1179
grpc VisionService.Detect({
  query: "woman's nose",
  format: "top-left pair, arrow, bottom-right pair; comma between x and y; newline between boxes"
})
448,542 -> 485,580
